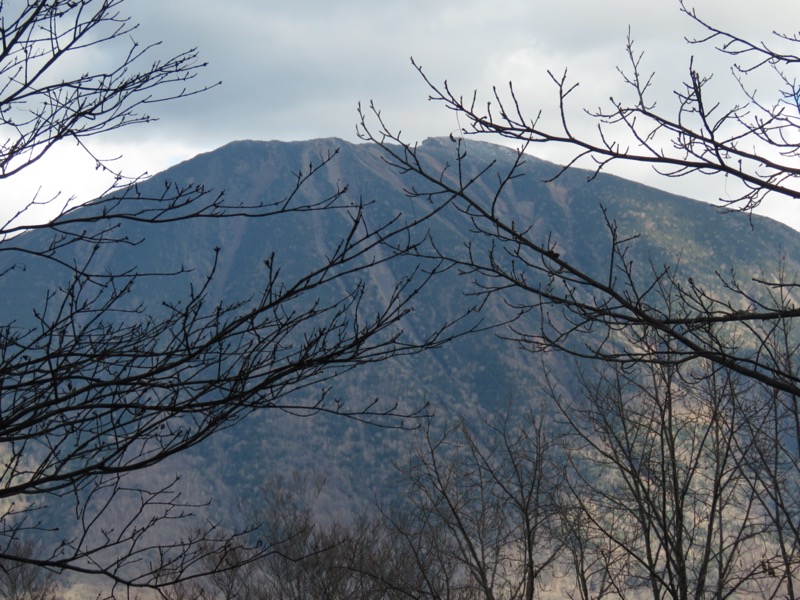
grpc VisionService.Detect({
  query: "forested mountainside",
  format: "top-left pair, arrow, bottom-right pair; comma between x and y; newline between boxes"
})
2,137 -> 798,596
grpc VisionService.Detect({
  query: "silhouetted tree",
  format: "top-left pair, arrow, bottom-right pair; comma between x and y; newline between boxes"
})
0,540 -> 62,600
377,413 -> 562,600
182,415 -> 562,600
359,0 -> 800,396
551,354 -> 775,598
172,472 -> 413,600
358,2 -> 800,597
0,1 -> 452,594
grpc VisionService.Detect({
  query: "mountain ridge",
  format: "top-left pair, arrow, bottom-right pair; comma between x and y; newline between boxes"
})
4,134 -> 796,456
2,136 -> 798,594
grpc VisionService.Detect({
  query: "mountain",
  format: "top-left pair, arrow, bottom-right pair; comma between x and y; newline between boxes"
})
2,137 -> 798,593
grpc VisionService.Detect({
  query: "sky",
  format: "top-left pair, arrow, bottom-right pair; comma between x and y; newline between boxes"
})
5,0 -> 800,229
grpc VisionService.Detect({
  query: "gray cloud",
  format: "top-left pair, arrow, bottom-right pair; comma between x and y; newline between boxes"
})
117,1 -> 798,146
6,0 -> 800,228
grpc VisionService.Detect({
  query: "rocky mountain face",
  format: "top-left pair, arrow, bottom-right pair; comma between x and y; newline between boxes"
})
2,137 -> 798,591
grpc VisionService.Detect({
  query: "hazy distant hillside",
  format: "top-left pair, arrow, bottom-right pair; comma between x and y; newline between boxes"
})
2,137 -> 798,593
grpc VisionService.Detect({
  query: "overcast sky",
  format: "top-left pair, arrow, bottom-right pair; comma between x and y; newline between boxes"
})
7,0 -> 800,229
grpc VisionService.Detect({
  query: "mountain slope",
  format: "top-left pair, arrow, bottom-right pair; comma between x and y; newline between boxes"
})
4,135 -> 797,473
1,137 -> 798,592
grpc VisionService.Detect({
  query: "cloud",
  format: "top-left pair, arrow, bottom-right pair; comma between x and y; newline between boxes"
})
4,0 -> 800,229
114,0 -> 800,147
